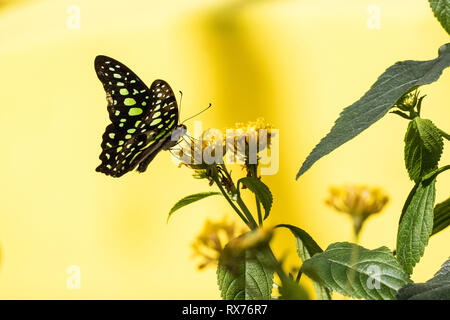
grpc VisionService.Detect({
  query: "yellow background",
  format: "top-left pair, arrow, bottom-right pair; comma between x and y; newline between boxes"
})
0,0 -> 449,299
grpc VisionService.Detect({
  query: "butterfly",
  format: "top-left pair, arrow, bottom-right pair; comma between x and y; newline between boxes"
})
94,55 -> 186,178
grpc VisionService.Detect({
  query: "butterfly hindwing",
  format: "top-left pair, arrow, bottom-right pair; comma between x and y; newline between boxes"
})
94,55 -> 180,177
145,79 -> 179,134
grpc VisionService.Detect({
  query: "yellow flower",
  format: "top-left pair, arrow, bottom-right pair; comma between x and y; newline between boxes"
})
191,217 -> 245,270
174,118 -> 274,170
325,185 -> 389,236
228,227 -> 273,252
174,128 -> 226,170
226,118 -> 274,163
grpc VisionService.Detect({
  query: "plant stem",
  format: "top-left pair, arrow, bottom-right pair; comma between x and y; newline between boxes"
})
295,268 -> 302,283
439,128 -> 450,141
219,163 -> 258,229
256,196 -> 263,226
236,195 -> 258,230
212,174 -> 250,228
251,164 -> 263,226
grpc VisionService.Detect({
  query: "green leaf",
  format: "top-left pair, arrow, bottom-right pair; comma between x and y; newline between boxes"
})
167,192 -> 220,222
302,242 -> 411,300
429,0 -> 450,35
276,224 -> 332,300
296,43 -> 450,180
217,237 -> 274,300
432,197 -> 450,236
397,257 -> 450,299
396,178 -> 436,275
404,118 -> 443,181
239,177 -> 273,219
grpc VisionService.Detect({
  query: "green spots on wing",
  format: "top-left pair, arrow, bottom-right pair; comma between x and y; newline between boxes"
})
130,151 -> 142,163
127,128 -> 136,134
119,123 -> 124,127
167,120 -> 175,129
150,118 -> 162,126
155,130 -> 167,140
154,105 -> 161,111
135,120 -> 142,127
125,134 -> 132,139
142,102 -> 147,106
114,110 -> 120,116
105,153 -> 110,159
108,133 -> 115,139
141,139 -> 156,150
128,107 -> 143,116
113,73 -> 121,79
120,118 -> 126,122
152,111 -> 161,119
133,89 -> 139,95
116,82 -> 124,86
106,142 -> 112,148
124,98 -> 136,106
117,146 -> 123,152
119,88 -> 129,95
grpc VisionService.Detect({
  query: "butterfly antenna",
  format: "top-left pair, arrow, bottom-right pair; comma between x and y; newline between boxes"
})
181,103 -> 212,124
178,91 -> 183,117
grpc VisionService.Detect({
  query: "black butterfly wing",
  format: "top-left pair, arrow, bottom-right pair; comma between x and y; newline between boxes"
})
94,55 -> 179,177
133,79 -> 180,172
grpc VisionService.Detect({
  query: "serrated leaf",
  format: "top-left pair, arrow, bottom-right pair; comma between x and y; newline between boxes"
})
404,118 -> 443,181
217,237 -> 274,300
396,178 -> 436,275
429,0 -> 450,35
397,257 -> 450,299
167,192 -> 220,222
296,43 -> 450,180
432,197 -> 450,236
239,177 -> 273,219
302,242 -> 411,300
276,224 -> 332,300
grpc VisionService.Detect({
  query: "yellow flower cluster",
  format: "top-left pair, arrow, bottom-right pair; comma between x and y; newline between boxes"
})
226,117 -> 274,163
174,128 -> 225,170
191,217 -> 245,270
325,185 -> 389,235
175,118 -> 274,169
217,227 -> 274,274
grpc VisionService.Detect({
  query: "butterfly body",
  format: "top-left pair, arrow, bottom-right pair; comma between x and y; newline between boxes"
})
94,55 -> 185,177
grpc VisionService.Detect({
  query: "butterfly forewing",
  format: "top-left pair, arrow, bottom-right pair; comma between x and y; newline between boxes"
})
94,55 -> 179,177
